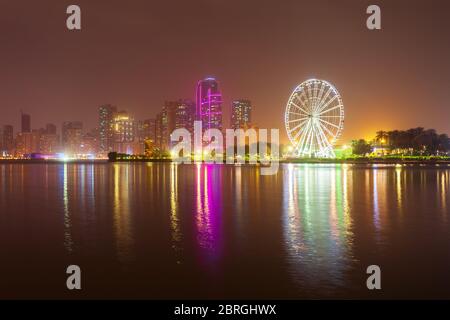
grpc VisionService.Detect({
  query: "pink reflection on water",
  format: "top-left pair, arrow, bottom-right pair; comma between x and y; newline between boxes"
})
195,164 -> 222,267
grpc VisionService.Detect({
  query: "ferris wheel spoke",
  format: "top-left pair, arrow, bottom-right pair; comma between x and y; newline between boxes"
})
292,102 -> 308,115
290,119 -> 310,140
309,123 -> 317,154
312,122 -> 325,152
314,121 -> 325,154
295,91 -> 312,113
288,118 -> 309,134
316,122 -> 334,150
318,118 -> 341,129
287,117 -> 309,124
296,119 -> 312,154
295,119 -> 310,148
291,102 -> 309,115
312,82 -> 318,100
319,115 -> 342,118
313,84 -> 325,112
318,103 -> 342,115
289,112 -> 308,117
305,120 -> 316,155
315,87 -> 333,114
311,82 -> 321,114
292,119 -> 310,143
293,94 -> 306,107
307,84 -> 314,105
315,84 -> 326,111
318,120 -> 338,140
300,87 -> 314,110
316,95 -> 338,114
311,124 -> 320,154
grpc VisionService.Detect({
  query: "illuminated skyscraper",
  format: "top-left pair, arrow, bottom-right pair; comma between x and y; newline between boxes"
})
158,102 -> 177,151
80,130 -> 99,156
155,100 -> 196,152
155,111 -> 164,151
137,119 -> 156,143
113,111 -> 135,154
40,133 -> 60,154
137,119 -> 156,156
99,104 -> 117,154
15,132 -> 34,157
62,121 -> 83,155
0,125 -> 14,156
231,99 -> 252,130
196,78 -> 223,131
174,99 -> 196,133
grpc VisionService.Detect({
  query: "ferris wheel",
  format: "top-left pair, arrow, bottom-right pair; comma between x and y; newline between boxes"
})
285,79 -> 344,158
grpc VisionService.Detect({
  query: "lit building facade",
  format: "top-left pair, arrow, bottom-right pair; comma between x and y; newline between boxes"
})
196,78 -> 223,131
80,131 -> 98,156
155,112 -> 164,152
15,132 -> 38,157
113,111 -> 136,154
99,104 -> 117,155
136,119 -> 156,155
0,125 -> 14,156
40,133 -> 60,154
159,102 -> 176,152
137,119 -> 156,143
231,99 -> 252,130
62,121 -> 83,156
174,99 -> 196,133
155,100 -> 196,152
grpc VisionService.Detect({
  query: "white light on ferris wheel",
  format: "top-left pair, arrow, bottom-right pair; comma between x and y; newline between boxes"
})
284,79 -> 344,158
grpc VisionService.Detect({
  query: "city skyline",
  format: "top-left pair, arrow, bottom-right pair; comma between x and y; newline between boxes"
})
0,76 -> 264,158
2,74 -> 449,159
1,1 -> 450,143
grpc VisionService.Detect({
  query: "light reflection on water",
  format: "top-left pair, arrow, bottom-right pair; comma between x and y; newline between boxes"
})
0,162 -> 449,298
113,163 -> 135,264
195,164 -> 223,268
282,164 -> 355,293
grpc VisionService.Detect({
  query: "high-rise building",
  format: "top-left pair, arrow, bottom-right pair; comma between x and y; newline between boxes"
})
40,133 -> 60,154
113,111 -> 135,154
174,99 -> 196,133
37,123 -> 60,154
62,121 -> 83,156
159,102 -> 176,151
21,113 -> 31,133
99,104 -> 117,154
156,100 -> 196,151
138,119 -> 156,157
231,99 -> 252,130
137,119 -> 156,143
196,78 -> 223,131
155,112 -> 164,151
80,130 -> 99,156
15,132 -> 35,157
1,125 -> 14,156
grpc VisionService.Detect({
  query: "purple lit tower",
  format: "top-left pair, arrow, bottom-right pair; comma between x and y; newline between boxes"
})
196,77 -> 223,132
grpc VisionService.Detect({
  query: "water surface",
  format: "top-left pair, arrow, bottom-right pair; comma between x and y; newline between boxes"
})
0,163 -> 449,299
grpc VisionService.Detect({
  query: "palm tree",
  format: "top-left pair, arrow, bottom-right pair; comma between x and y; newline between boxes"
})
375,131 -> 388,145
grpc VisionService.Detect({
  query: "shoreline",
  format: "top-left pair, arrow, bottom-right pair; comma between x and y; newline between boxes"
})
0,158 -> 449,166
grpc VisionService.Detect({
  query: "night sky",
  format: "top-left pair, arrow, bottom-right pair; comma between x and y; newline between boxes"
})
1,0 -> 450,143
